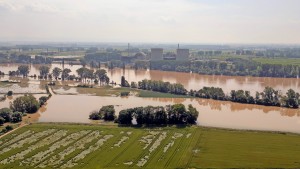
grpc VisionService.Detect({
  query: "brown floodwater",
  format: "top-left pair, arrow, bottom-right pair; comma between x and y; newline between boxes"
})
1,63 -> 300,133
1,63 -> 300,94
37,94 -> 300,134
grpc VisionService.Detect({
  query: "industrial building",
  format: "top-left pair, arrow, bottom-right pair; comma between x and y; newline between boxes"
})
150,48 -> 163,61
176,49 -> 189,61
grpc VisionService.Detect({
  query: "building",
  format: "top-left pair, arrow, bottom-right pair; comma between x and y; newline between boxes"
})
176,49 -> 189,61
163,52 -> 176,60
151,48 -> 163,61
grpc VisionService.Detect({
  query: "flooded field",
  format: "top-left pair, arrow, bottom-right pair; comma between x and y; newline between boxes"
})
37,94 -> 300,134
1,63 -> 300,133
1,63 -> 300,94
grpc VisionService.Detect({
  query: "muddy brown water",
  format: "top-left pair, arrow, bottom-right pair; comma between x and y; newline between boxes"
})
1,63 -> 300,133
1,63 -> 299,93
36,95 -> 300,134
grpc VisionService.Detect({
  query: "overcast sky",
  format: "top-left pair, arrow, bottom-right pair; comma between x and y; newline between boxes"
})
0,0 -> 299,44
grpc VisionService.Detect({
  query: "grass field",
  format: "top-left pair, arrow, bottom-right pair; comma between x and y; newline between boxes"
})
138,90 -> 193,98
253,57 -> 300,66
0,123 -> 300,168
53,86 -> 192,98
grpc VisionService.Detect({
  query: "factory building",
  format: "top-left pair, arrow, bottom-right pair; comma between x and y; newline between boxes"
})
176,49 -> 189,61
150,48 -> 163,61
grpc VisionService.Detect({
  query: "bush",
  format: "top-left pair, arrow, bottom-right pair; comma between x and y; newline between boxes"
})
7,91 -> 13,96
100,105 -> 116,121
0,108 -> 12,122
11,112 -> 22,123
39,96 -> 48,106
0,117 -> 5,126
5,125 -> 13,131
89,110 -> 101,120
120,91 -> 130,97
10,95 -> 40,113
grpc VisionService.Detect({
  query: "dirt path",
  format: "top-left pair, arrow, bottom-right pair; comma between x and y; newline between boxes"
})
0,123 -> 28,139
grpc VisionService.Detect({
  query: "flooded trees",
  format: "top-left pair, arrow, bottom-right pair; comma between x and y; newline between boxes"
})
94,69 -> 109,85
52,67 -> 62,80
62,68 -> 71,81
17,65 -> 30,77
284,89 -> 300,108
39,66 -> 50,79
121,76 -> 130,87
137,79 -> 187,95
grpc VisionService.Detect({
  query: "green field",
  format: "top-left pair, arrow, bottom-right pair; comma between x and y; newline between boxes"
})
253,58 -> 300,66
53,86 -> 192,98
0,123 -> 300,168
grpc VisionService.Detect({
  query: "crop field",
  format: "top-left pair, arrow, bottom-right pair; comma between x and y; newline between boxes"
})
1,123 -> 300,168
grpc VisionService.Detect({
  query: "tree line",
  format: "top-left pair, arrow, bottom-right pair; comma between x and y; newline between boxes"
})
123,77 -> 300,109
191,86 -> 299,108
140,59 -> 300,78
89,104 -> 199,126
7,65 -> 111,86
126,79 -> 187,95
117,104 -> 199,125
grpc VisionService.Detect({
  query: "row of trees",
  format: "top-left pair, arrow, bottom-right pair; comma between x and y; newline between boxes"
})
189,86 -> 300,108
134,79 -> 187,95
143,59 -> 300,78
117,104 -> 199,125
76,68 -> 110,85
7,65 -> 112,86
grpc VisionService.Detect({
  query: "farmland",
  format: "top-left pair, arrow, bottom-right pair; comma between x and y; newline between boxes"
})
0,123 -> 300,168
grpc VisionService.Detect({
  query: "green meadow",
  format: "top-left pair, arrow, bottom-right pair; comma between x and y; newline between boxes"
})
0,123 -> 300,168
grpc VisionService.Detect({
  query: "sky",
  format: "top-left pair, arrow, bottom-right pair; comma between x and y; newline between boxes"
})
0,0 -> 299,44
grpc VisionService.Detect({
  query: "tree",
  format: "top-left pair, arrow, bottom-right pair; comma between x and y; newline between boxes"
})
118,110 -> 132,124
89,110 -> 101,120
131,82 -> 137,88
7,91 -> 13,96
284,89 -> 299,108
11,112 -> 22,123
62,68 -> 71,81
99,105 -> 116,121
39,96 -> 48,106
39,65 -> 50,78
0,117 -> 4,126
186,104 -> 199,124
95,69 -> 109,85
52,67 -> 62,80
76,67 -> 91,82
10,95 -> 40,113
0,108 -> 12,122
18,65 -> 30,77
121,76 -> 129,87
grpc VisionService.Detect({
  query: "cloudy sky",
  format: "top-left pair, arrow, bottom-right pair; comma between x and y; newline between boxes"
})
0,0 -> 299,44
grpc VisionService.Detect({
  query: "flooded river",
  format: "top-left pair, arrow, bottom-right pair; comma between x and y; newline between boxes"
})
37,95 -> 300,133
1,63 -> 300,94
1,63 -> 300,133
